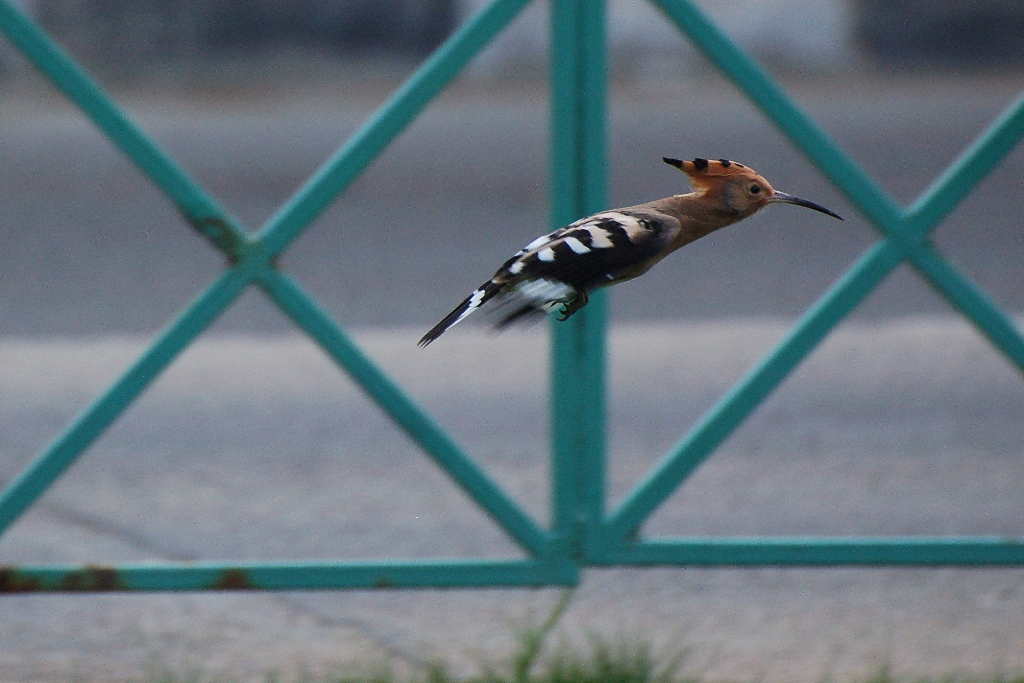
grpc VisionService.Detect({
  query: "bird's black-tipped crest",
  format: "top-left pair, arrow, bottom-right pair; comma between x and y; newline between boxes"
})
692,157 -> 709,170
662,157 -> 683,168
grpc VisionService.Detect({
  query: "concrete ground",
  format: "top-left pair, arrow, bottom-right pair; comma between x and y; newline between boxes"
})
0,319 -> 1022,682
1,69 -> 1023,681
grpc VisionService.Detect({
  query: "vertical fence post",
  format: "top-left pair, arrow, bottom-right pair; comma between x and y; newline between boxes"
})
549,0 -> 608,560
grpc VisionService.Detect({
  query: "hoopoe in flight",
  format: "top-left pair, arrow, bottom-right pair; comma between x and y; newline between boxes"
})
419,157 -> 842,347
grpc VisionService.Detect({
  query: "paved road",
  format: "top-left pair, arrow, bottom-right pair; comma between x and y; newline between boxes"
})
1,73 -> 1023,681
0,74 -> 1023,335
0,319 -> 1022,682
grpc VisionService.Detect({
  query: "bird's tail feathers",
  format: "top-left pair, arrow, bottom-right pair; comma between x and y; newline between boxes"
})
419,277 -> 577,346
418,280 -> 504,347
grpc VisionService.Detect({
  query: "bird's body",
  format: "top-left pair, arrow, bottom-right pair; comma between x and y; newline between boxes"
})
419,157 -> 842,347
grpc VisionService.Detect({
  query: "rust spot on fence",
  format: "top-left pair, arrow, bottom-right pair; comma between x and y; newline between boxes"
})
60,565 -> 125,592
0,565 -> 124,592
211,569 -> 256,590
189,216 -> 244,264
373,575 -> 394,589
0,567 -> 43,593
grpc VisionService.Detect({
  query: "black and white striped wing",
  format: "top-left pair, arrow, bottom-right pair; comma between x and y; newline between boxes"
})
501,210 -> 678,291
419,210 -> 677,346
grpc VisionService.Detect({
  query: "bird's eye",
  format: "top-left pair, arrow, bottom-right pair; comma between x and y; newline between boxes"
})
749,184 -> 762,195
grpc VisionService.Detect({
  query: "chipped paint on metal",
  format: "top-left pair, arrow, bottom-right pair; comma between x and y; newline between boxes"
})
0,566 -> 43,593
190,216 -> 246,263
60,565 -> 125,592
211,569 -> 257,591
0,565 -> 125,593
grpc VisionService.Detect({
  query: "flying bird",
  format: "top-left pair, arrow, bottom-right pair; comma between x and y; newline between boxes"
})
419,157 -> 842,347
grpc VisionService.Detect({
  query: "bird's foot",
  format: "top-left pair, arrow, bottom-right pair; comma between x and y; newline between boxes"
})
556,291 -> 590,321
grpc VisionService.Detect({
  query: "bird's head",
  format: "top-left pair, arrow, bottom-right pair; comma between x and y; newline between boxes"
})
663,156 -> 843,221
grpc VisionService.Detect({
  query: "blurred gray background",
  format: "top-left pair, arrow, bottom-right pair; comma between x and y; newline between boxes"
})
1,1 -> 1023,681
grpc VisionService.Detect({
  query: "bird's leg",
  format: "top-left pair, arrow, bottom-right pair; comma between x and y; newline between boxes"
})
556,291 -> 589,321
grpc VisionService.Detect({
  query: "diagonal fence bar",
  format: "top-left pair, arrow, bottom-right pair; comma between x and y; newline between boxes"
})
0,0 -> 248,259
257,0 -> 533,259
651,0 -> 1024,351
902,244 -> 1024,374
603,240 -> 903,541
255,269 -> 553,558
0,0 -> 555,583
649,0 -> 904,230
0,269 -> 252,536
905,90 -> 1024,235
602,0 -> 1024,546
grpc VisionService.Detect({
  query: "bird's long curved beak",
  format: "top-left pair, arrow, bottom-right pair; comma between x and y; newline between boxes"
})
770,191 -> 843,220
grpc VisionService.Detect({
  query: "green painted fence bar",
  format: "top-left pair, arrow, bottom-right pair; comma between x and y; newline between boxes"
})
597,537 -> 1024,567
257,0 -> 533,259
548,0 -> 609,560
2,0 -> 1024,593
0,269 -> 252,537
906,90 -> 1024,234
650,0 -> 905,230
604,240 -> 905,542
605,0 -> 1024,543
255,269 -> 553,558
0,1 -> 247,258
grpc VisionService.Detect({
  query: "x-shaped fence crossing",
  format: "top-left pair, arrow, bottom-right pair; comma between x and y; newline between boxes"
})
0,0 -> 1022,592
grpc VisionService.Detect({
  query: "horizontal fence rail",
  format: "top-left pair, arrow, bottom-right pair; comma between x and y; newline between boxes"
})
1,0 -> 1023,593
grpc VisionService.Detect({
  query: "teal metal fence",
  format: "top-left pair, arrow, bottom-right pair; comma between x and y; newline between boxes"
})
1,0 -> 1022,594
